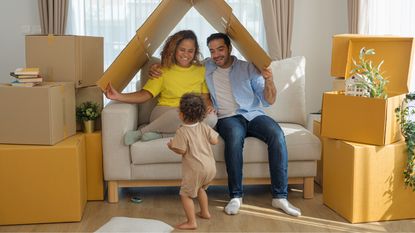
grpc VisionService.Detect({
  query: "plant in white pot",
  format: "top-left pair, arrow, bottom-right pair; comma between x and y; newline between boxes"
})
396,92 -> 415,191
347,47 -> 389,99
76,101 -> 101,133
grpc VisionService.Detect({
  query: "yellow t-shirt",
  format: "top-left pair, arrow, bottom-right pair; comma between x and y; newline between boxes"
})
143,64 -> 208,107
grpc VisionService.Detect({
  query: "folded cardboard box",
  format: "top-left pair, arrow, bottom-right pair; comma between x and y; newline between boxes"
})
321,35 -> 414,145
323,138 -> 415,223
96,0 -> 271,91
26,35 -> 103,88
0,134 -> 87,225
0,82 -> 76,145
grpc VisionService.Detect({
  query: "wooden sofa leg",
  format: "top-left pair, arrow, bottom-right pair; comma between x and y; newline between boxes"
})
107,181 -> 119,203
303,177 -> 314,199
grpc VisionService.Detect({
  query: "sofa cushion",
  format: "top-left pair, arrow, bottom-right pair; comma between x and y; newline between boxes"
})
265,56 -> 306,126
130,123 -> 320,165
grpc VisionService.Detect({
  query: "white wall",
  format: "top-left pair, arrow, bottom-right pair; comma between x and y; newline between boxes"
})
0,0 -> 40,84
291,0 -> 348,114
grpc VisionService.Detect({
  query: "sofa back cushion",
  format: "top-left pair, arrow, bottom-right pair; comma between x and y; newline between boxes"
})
264,56 -> 306,126
137,57 -> 161,126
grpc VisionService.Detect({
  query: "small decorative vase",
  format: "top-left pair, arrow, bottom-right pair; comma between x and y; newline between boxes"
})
83,120 -> 95,133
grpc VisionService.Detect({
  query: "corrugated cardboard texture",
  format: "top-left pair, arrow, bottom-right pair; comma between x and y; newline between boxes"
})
75,85 -> 103,131
323,138 -> 415,223
26,35 -> 103,88
96,0 -> 271,92
0,82 -> 76,145
0,134 -> 87,225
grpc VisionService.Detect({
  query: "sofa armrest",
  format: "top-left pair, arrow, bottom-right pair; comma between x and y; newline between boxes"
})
102,101 -> 138,180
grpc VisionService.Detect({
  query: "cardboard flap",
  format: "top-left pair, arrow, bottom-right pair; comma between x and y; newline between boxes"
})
136,0 -> 192,55
331,34 -> 415,95
345,38 -> 414,95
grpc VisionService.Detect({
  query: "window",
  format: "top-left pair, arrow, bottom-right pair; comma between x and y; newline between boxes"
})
360,0 -> 415,36
66,0 -> 266,101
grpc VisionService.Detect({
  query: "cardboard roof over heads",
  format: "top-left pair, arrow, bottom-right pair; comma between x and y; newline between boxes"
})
96,0 -> 271,91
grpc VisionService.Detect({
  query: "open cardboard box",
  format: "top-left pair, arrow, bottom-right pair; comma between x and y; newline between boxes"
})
323,138 -> 415,223
321,35 -> 415,145
96,0 -> 271,91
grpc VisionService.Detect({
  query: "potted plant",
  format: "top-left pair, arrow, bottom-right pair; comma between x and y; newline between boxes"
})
348,47 -> 389,99
76,101 -> 101,133
396,92 -> 415,191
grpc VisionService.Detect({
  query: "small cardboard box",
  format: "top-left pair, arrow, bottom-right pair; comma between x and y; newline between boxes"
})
84,131 -> 104,200
75,85 -> 103,131
0,82 -> 76,145
26,35 -> 103,88
323,138 -> 415,223
0,134 -> 87,225
321,35 -> 414,145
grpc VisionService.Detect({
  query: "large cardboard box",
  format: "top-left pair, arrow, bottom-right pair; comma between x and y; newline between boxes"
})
0,82 -> 76,145
75,85 -> 103,131
96,0 -> 271,91
85,131 -> 104,200
0,134 -> 87,225
321,35 -> 414,145
26,35 -> 103,88
323,138 -> 415,223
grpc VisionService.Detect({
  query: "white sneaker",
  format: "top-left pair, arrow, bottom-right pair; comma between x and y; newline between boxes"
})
272,198 -> 301,217
224,197 -> 242,215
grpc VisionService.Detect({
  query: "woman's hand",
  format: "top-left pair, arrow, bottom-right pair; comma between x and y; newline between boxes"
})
104,83 -> 120,100
149,63 -> 163,79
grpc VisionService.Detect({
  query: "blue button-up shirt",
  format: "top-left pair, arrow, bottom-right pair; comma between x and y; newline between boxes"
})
205,56 -> 270,121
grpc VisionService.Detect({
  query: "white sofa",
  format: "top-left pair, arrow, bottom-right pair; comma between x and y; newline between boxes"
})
102,56 -> 321,203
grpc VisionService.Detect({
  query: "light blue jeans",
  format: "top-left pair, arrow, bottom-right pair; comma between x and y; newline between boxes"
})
216,114 -> 288,199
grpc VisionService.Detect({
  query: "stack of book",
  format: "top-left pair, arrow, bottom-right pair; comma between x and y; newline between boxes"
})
10,68 -> 42,87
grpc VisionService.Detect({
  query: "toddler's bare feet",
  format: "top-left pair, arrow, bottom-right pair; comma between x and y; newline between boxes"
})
176,221 -> 197,230
196,211 -> 211,219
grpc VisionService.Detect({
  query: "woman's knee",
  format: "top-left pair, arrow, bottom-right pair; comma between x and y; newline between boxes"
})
203,112 -> 218,128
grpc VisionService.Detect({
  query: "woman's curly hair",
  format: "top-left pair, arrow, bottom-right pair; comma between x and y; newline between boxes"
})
179,93 -> 207,123
160,30 -> 202,68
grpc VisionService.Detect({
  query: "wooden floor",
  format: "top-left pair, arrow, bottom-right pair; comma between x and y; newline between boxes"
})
1,184 -> 414,232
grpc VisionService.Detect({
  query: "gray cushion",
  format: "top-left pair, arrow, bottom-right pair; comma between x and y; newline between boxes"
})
130,123 -> 320,165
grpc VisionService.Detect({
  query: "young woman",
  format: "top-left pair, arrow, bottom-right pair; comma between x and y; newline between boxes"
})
105,30 -> 217,145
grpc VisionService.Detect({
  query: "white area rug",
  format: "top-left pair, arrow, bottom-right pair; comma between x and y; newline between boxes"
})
95,217 -> 174,232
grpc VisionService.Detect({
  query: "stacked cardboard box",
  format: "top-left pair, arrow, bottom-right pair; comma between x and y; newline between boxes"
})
0,134 -> 87,225
0,35 -> 104,225
321,34 -> 415,223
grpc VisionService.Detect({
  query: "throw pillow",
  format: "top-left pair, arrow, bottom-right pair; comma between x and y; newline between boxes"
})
264,56 -> 306,126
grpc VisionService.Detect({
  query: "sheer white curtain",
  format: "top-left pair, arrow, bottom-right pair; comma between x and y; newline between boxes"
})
358,0 -> 415,91
66,0 -> 266,98
359,0 -> 415,36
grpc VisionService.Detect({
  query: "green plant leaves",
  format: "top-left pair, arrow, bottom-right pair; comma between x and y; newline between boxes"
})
349,47 -> 388,99
76,101 -> 101,121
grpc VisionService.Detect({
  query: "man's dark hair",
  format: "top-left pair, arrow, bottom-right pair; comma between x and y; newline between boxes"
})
179,93 -> 207,123
207,32 -> 231,48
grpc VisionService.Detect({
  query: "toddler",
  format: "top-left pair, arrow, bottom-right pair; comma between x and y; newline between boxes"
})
167,93 -> 219,230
